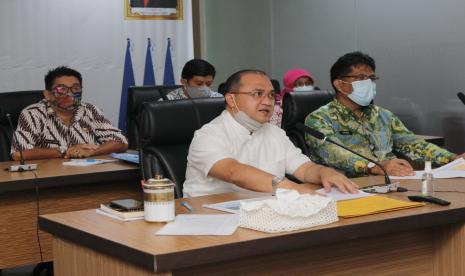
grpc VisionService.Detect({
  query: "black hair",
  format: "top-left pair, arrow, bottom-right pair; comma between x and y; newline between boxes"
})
45,66 -> 82,91
223,69 -> 268,94
330,51 -> 376,90
181,59 -> 216,80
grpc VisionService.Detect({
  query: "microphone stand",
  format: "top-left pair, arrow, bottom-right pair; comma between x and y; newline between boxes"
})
6,113 -> 37,172
324,136 -> 391,185
296,123 -> 406,193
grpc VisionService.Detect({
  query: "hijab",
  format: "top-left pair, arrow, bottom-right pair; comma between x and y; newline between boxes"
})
277,69 -> 314,105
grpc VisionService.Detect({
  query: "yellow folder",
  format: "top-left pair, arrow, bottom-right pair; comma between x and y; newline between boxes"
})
337,196 -> 425,218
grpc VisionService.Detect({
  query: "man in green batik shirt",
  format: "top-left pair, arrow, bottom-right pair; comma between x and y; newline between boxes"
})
305,51 -> 465,177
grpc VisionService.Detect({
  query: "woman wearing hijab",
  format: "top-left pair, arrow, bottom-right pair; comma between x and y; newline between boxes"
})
270,69 -> 315,127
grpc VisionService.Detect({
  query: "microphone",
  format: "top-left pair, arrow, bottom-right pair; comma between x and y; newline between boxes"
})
138,139 -> 181,198
457,92 -> 465,105
6,113 -> 37,172
296,123 -> 407,191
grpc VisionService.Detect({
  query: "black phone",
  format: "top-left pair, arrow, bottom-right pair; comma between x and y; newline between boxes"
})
110,199 -> 143,211
408,195 -> 451,206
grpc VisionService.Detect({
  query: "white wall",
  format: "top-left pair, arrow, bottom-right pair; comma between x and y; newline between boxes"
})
0,0 -> 194,124
203,0 -> 465,152
202,0 -> 272,88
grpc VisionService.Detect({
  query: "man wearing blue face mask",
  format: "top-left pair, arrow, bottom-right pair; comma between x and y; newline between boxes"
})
11,66 -> 127,161
305,51 -> 465,177
162,59 -> 223,100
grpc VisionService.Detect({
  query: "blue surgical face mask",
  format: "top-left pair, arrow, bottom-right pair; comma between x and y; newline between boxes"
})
345,79 -> 376,106
293,85 -> 314,92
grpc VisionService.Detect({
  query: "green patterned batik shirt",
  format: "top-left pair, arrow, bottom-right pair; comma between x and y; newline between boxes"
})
304,99 -> 455,177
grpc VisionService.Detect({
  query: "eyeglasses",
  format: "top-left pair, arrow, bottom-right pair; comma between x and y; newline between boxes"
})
341,74 -> 379,82
230,91 -> 276,100
51,85 -> 82,97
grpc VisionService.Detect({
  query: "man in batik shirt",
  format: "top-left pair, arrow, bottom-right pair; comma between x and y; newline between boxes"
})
305,51 -> 464,177
11,66 -> 127,161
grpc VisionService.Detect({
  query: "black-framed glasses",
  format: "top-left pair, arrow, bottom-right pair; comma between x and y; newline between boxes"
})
51,85 -> 82,97
230,91 -> 276,100
341,74 -> 379,81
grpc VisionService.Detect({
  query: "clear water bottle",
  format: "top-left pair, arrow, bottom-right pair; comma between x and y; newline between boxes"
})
421,161 -> 434,196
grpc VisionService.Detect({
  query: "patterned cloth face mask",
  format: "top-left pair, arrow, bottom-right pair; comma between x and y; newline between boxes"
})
51,86 -> 83,111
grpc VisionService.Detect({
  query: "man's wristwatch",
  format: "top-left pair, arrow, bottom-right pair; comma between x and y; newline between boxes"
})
366,162 -> 376,174
272,175 -> 286,195
59,145 -> 67,157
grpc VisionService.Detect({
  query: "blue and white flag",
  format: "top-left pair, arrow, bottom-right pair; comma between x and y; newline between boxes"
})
118,38 -> 135,133
163,38 -> 175,85
143,37 -> 156,85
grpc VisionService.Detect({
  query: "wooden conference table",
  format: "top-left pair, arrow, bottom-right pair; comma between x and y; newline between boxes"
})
40,177 -> 465,275
0,157 -> 141,269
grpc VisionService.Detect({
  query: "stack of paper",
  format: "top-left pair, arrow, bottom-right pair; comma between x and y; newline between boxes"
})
96,203 -> 144,221
390,158 -> 465,180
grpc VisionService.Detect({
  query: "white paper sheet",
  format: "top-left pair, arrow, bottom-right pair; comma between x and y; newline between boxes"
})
389,158 -> 465,180
390,170 -> 465,180
202,196 -> 274,214
316,188 -> 374,201
63,159 -> 116,166
433,158 -> 465,172
155,214 -> 239,236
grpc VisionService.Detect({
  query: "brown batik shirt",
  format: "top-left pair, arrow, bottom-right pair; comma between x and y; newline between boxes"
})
11,100 -> 127,153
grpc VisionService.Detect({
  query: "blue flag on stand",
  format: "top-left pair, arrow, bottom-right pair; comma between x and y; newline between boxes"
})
118,38 -> 135,134
163,38 -> 175,85
143,38 -> 156,85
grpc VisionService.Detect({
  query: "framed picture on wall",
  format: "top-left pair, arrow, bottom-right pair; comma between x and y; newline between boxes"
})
125,0 -> 183,20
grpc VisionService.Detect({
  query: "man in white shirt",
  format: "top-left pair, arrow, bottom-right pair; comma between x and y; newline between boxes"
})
183,69 -> 358,197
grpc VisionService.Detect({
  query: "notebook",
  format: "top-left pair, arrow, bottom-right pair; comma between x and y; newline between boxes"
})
110,153 -> 139,164
98,202 -> 144,220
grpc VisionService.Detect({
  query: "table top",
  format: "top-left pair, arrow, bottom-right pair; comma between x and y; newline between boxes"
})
39,177 -> 465,272
0,156 -> 140,192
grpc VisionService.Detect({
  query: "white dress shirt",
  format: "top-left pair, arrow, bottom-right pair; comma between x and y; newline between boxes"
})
183,110 -> 310,197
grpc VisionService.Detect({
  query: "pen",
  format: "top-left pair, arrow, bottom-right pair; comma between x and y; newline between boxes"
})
181,201 -> 194,213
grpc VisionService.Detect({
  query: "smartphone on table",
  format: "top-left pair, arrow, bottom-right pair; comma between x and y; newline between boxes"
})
110,199 -> 143,211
